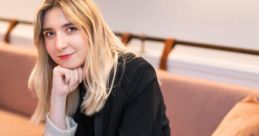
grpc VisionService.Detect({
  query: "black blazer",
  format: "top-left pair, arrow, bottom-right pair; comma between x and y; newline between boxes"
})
73,54 -> 170,136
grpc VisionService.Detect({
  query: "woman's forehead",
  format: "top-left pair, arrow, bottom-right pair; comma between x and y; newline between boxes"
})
43,7 -> 72,29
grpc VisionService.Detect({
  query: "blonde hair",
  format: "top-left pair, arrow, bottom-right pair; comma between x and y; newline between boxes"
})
29,0 -> 130,123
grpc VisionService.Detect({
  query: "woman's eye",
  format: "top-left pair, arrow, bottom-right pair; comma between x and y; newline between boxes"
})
43,32 -> 54,38
67,26 -> 78,33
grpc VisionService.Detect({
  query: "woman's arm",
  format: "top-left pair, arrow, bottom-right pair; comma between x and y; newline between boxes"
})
49,92 -> 67,130
45,114 -> 78,136
118,59 -> 170,136
45,66 -> 83,135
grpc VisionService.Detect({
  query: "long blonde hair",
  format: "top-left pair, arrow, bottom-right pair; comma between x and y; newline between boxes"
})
29,0 -> 130,123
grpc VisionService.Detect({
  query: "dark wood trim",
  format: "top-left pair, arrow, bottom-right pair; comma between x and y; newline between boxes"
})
175,40 -> 259,56
0,17 -> 32,25
121,33 -> 131,45
3,19 -> 18,43
115,32 -> 259,70
1,18 -> 32,43
115,32 -> 259,56
159,38 -> 176,70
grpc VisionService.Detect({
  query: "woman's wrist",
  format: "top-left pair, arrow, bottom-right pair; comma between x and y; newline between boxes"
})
49,90 -> 68,130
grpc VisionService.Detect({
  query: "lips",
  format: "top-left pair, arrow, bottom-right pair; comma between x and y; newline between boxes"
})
58,53 -> 74,60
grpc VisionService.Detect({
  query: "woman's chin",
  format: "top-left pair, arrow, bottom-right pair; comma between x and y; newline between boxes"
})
59,63 -> 82,69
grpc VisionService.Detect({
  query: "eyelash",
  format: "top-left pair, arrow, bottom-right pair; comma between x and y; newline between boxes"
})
43,26 -> 78,38
43,31 -> 54,38
66,26 -> 78,32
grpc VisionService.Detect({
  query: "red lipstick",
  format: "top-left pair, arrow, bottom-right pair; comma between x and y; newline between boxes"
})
58,54 -> 73,60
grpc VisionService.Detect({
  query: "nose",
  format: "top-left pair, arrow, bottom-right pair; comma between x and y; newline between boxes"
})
55,33 -> 67,50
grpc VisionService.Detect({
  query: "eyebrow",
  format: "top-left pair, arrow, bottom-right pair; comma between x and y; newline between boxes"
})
42,22 -> 75,32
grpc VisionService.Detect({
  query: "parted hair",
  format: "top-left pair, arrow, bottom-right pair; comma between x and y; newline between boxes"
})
29,0 -> 130,123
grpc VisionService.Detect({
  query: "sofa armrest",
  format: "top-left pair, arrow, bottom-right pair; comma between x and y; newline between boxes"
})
0,44 -> 37,117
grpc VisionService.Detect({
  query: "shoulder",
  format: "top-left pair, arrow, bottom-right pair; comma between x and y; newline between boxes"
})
117,53 -> 159,100
119,53 -> 157,84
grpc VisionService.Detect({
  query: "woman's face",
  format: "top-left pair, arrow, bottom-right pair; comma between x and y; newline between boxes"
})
43,7 -> 88,69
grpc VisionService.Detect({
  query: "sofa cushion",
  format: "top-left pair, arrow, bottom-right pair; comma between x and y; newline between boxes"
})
212,95 -> 259,136
156,69 -> 259,136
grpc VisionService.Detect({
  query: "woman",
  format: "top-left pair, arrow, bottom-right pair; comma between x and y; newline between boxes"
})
29,0 -> 170,135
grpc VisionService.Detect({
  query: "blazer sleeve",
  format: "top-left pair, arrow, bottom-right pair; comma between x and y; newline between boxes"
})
44,114 -> 78,136
118,58 -> 168,136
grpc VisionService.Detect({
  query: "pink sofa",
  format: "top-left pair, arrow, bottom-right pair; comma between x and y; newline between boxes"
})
0,43 -> 44,135
1,42 -> 259,136
157,70 -> 259,136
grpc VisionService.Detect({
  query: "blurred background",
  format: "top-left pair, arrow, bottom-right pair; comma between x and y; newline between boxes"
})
1,0 -> 259,88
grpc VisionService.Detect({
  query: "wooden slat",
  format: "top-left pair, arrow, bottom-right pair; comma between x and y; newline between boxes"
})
3,19 -> 18,43
0,17 -> 32,25
159,38 -> 176,70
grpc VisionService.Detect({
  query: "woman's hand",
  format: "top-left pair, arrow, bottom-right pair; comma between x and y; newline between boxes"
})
49,65 -> 83,130
51,65 -> 83,98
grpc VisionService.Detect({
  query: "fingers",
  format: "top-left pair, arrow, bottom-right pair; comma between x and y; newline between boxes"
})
64,67 -> 83,92
64,70 -> 70,85
52,66 -> 84,94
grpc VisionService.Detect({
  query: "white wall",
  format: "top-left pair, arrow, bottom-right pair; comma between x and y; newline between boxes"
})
0,0 -> 40,21
94,0 -> 259,50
